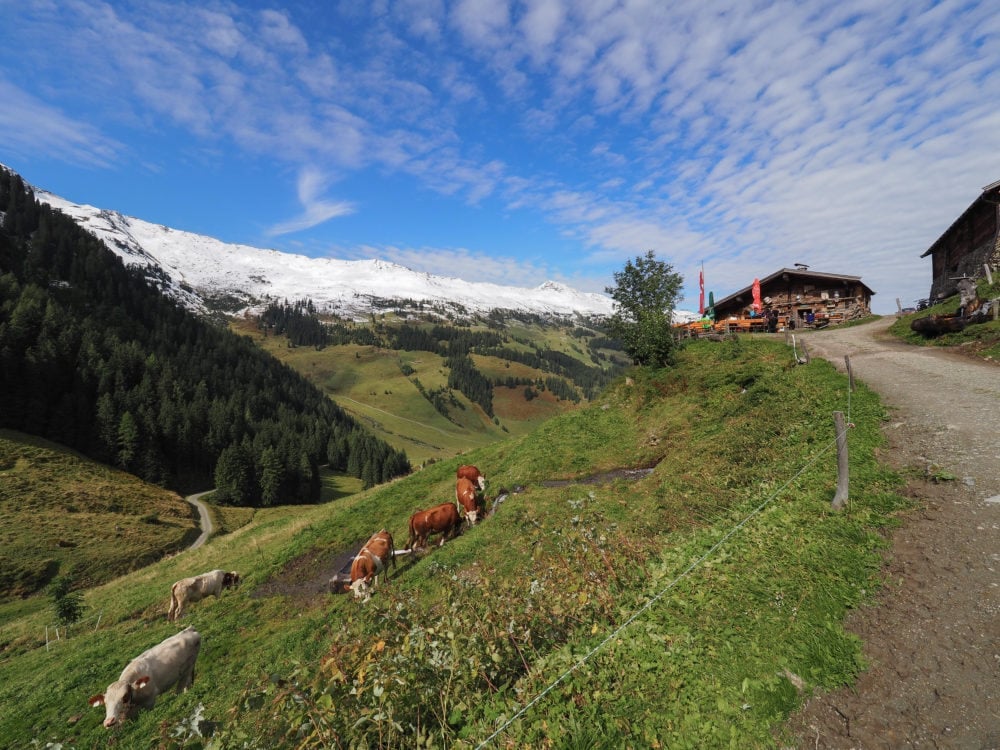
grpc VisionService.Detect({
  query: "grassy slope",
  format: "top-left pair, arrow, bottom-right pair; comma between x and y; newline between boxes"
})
0,430 -> 197,602
889,278 -> 1000,361
0,337 -> 909,749
230,317 -> 606,466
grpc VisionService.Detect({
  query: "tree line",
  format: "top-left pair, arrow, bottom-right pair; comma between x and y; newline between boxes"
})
256,300 -> 625,413
0,168 -> 410,505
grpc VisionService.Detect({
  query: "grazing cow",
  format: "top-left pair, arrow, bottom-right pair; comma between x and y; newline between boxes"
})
407,502 -> 462,551
347,530 -> 396,600
456,464 -> 486,491
167,569 -> 241,621
455,476 -> 483,525
89,627 -> 201,728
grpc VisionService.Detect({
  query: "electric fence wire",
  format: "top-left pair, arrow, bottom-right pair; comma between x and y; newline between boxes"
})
475,350 -> 857,750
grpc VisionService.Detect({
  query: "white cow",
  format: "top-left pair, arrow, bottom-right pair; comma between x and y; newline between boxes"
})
167,569 -> 240,621
88,627 -> 201,728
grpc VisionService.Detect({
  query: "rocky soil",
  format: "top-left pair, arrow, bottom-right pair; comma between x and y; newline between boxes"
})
784,317 -> 1000,749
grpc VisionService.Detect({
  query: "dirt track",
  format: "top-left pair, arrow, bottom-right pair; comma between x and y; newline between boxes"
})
784,317 -> 1000,749
183,490 -> 214,550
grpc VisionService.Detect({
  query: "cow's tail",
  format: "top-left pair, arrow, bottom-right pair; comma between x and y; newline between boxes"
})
407,512 -> 419,551
167,582 -> 179,621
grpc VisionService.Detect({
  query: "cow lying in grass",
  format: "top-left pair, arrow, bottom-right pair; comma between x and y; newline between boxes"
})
167,569 -> 240,621
89,627 -> 201,728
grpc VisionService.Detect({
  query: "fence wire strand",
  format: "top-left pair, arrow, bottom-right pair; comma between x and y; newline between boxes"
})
475,347 -> 856,750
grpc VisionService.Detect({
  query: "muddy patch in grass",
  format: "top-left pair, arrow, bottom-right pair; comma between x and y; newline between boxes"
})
251,546 -> 360,601
540,467 -> 655,487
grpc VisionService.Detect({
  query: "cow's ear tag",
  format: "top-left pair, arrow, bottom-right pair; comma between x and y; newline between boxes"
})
133,676 -> 152,690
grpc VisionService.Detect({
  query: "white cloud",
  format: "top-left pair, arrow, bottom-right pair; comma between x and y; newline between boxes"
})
259,9 -> 308,54
0,77 -> 121,166
519,0 -> 565,64
353,244 -> 553,288
3,0 -> 999,314
451,0 -> 511,47
266,168 -> 355,237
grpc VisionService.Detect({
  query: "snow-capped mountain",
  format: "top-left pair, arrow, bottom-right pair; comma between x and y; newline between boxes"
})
32,186 -> 618,321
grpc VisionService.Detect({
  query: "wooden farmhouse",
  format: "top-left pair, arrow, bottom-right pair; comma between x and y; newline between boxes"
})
711,267 -> 874,329
920,179 -> 1000,303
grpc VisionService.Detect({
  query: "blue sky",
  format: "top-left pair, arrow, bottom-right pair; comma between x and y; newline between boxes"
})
2,1 -> 999,314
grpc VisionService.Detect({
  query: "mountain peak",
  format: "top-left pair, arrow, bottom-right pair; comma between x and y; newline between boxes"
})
31,183 -> 615,320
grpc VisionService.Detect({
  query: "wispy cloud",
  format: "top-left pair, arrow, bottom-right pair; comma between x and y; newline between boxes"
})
353,243 -> 550,288
2,1 -> 998,311
0,76 -> 121,167
266,167 -> 355,236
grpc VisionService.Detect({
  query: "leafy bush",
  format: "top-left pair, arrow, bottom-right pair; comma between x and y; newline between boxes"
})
48,575 -> 84,627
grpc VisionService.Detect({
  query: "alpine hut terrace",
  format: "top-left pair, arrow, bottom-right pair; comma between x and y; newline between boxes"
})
681,267 -> 875,335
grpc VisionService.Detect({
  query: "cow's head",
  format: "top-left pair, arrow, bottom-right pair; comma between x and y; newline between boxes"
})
476,475 -> 486,491
465,508 -> 479,526
329,572 -> 352,593
89,675 -> 151,727
223,571 -> 241,588
349,577 -> 372,601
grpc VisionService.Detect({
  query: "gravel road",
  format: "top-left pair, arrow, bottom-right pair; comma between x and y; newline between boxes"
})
784,317 -> 1000,749
184,490 -> 214,550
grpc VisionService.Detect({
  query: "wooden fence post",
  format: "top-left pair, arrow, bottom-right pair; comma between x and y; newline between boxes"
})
800,339 -> 810,363
895,297 -> 902,315
844,355 -> 854,392
985,264 -> 994,285
832,411 -> 849,510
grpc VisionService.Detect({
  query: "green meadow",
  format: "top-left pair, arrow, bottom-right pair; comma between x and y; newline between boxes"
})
0,337 -> 909,749
889,278 -> 1000,361
230,316 -> 623,466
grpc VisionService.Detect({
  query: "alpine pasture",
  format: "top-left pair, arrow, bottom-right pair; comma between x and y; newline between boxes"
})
0,337 -> 907,749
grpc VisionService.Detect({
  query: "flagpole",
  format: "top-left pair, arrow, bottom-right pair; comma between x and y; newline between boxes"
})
698,262 -> 705,316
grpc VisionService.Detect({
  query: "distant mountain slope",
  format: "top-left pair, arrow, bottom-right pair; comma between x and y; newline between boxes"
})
32,185 -> 617,320
0,165 -> 409,502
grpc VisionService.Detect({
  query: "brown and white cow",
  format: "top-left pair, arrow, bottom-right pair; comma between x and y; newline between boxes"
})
455,476 -> 483,525
89,627 -> 201,728
456,464 -> 486,491
407,501 -> 463,551
167,569 -> 241,621
347,530 -> 396,600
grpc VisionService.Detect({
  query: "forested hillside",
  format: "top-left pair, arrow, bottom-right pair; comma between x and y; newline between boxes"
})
0,168 -> 409,504
257,300 -> 630,459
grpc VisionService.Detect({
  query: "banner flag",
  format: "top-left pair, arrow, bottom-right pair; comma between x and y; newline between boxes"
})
699,266 -> 705,315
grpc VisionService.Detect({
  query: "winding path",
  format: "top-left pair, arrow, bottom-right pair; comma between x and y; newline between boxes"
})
785,317 -> 1000,748
183,490 -> 214,550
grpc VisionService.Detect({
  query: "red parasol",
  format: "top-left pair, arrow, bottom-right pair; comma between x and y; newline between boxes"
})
751,278 -> 762,313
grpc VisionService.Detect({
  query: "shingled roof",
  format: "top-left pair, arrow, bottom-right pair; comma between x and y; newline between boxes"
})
713,268 -> 875,309
920,179 -> 1000,259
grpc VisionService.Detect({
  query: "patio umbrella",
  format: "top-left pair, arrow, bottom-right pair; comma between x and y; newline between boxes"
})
751,278 -> 762,313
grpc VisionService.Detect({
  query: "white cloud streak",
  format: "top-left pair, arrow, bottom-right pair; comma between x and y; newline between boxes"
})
0,76 -> 121,167
266,167 -> 355,236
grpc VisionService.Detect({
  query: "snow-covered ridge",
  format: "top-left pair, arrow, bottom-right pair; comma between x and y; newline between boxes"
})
32,187 -> 617,320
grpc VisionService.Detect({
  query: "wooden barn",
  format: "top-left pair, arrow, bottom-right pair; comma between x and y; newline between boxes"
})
711,267 -> 874,329
920,180 -> 1000,303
